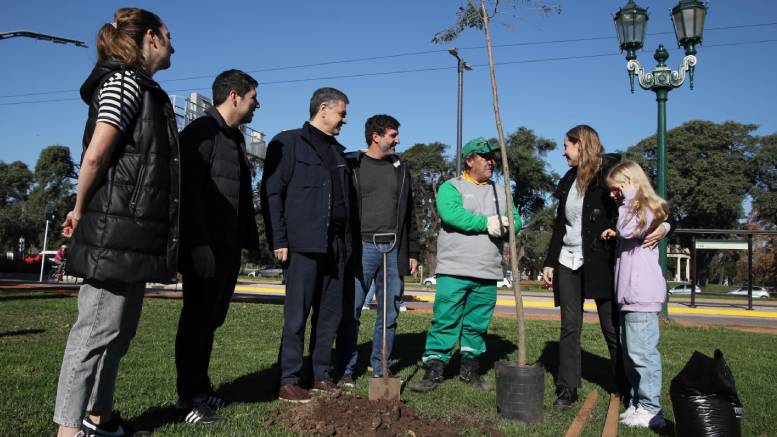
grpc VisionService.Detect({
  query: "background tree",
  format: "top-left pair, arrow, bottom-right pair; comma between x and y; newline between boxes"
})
751,133 -> 777,228
0,161 -> 33,208
491,127 -> 558,218
401,142 -> 454,275
489,127 -> 558,277
25,145 -> 77,250
623,120 -> 757,284
0,161 -> 35,252
517,205 -> 555,279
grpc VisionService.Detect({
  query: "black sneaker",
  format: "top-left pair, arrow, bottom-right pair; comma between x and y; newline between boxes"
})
182,403 -> 224,424
81,413 -> 126,437
410,360 -> 444,393
199,392 -> 230,408
553,386 -> 578,410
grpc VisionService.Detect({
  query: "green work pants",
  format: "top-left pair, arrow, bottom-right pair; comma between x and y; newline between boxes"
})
421,274 -> 497,364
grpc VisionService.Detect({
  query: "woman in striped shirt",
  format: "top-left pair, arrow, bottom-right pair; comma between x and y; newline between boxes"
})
53,8 -> 177,437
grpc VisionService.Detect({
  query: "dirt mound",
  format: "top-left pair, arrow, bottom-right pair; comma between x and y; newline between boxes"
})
266,391 -> 503,437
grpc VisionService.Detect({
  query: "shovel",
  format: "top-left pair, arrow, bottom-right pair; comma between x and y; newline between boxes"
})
368,233 -> 402,401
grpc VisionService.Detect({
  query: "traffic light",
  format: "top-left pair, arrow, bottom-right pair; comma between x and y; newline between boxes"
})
44,204 -> 55,221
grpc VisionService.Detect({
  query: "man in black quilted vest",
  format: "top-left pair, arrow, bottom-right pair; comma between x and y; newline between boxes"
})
175,69 -> 261,423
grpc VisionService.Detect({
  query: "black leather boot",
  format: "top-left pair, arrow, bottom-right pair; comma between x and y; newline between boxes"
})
553,386 -> 578,410
410,360 -> 444,393
459,357 -> 491,390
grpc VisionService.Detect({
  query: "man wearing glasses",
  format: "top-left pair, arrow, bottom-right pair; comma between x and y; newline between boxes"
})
411,138 -> 522,393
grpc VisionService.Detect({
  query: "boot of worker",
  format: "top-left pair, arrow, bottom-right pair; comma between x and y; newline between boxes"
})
459,357 -> 491,390
410,360 -> 444,393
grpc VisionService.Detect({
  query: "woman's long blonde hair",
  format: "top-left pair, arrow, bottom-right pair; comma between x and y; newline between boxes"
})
607,160 -> 669,235
566,125 -> 603,193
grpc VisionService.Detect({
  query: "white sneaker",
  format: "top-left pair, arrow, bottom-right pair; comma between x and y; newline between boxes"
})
622,405 -> 667,429
619,404 -> 637,421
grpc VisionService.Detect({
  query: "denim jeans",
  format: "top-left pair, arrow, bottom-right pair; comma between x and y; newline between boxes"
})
621,311 -> 662,414
363,281 -> 376,307
53,281 -> 145,427
337,241 -> 401,376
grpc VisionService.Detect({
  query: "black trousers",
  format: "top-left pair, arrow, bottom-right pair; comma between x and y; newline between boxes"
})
175,251 -> 240,401
557,264 -> 627,394
280,234 -> 346,386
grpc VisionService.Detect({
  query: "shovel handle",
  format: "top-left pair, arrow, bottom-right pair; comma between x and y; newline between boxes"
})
382,250 -> 389,381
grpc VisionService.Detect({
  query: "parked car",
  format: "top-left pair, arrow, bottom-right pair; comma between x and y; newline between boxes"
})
248,265 -> 284,278
497,277 -> 513,288
727,286 -> 770,299
668,284 -> 703,295
422,276 -> 436,286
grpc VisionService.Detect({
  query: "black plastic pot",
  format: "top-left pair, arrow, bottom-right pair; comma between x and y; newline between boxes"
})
495,361 -> 544,423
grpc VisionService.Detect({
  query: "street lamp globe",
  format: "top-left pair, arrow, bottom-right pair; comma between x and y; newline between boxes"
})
614,0 -> 648,60
671,0 -> 707,55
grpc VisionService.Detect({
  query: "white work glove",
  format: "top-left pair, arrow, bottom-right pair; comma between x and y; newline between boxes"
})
191,245 -> 215,278
487,215 -> 509,238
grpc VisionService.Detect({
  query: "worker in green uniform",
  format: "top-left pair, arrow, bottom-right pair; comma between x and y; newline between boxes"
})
410,138 -> 522,393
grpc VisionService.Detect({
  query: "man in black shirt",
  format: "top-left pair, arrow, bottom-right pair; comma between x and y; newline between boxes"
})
261,87 -> 354,403
336,114 -> 419,387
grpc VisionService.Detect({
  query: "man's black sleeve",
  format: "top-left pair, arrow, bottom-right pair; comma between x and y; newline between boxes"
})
180,119 -> 215,250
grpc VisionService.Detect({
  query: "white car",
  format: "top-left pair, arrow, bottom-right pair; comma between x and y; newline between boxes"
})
422,276 -> 436,286
668,284 -> 703,295
727,286 -> 770,299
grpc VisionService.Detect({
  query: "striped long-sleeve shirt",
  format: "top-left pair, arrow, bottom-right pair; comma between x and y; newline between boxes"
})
96,69 -> 142,132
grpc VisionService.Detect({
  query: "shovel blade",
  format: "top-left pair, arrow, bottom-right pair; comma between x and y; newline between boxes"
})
368,376 -> 401,401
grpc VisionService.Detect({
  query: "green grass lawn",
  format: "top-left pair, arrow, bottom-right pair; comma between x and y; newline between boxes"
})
1,289 -> 775,436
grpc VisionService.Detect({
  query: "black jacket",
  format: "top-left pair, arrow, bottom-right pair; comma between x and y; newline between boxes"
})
178,107 -> 260,273
543,153 -> 621,305
260,122 -> 355,259
347,151 -> 420,276
67,61 -> 180,283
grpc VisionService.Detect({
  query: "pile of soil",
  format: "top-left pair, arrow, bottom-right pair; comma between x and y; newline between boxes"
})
265,391 -> 503,437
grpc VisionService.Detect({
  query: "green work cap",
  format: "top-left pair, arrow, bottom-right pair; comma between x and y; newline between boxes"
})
461,137 -> 498,158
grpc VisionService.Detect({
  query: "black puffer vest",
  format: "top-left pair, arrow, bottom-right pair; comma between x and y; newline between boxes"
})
66,61 -> 181,284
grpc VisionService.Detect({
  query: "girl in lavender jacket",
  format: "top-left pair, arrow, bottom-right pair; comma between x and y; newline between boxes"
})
601,160 -> 669,430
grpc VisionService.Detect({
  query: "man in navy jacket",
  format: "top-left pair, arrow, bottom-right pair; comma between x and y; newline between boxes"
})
260,87 -> 355,403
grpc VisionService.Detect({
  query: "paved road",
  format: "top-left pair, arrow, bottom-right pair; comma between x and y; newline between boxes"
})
224,282 -> 777,329
2,278 -> 775,330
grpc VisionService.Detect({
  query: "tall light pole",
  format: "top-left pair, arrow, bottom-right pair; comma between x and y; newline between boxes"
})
614,0 -> 707,316
448,48 -> 472,175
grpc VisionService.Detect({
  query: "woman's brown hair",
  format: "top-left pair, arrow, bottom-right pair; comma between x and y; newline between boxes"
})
566,124 -> 604,193
96,8 -> 163,69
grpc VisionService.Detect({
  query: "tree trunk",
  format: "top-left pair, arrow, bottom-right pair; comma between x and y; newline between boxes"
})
478,0 -> 526,367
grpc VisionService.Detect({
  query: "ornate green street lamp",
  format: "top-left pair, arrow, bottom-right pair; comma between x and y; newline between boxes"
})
614,0 -> 707,316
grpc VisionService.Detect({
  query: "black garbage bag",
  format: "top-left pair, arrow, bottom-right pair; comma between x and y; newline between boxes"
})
670,349 -> 743,437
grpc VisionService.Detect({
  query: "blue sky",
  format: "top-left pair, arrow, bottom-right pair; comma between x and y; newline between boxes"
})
1,0 -> 776,178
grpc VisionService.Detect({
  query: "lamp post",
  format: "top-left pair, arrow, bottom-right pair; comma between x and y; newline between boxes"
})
448,48 -> 472,175
614,0 -> 707,316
